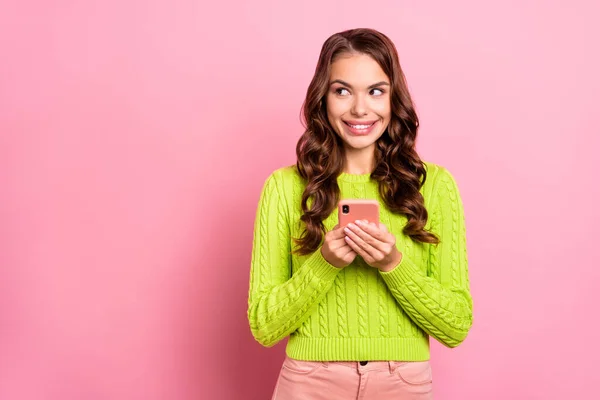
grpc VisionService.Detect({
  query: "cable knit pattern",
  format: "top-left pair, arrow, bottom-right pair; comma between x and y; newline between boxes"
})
318,294 -> 329,336
335,272 -> 348,337
377,274 -> 389,337
428,206 -> 441,281
379,167 -> 474,348
356,262 -> 368,336
247,162 -> 473,361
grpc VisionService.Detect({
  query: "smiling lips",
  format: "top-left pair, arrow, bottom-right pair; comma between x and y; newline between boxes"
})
343,120 -> 378,135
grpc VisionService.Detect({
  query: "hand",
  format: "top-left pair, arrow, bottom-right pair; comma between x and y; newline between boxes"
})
343,220 -> 403,272
321,225 -> 357,269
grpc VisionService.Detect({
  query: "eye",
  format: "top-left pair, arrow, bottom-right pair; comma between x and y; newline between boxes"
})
371,88 -> 385,96
335,88 -> 350,96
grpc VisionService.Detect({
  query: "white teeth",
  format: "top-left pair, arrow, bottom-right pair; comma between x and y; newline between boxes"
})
349,124 -> 372,129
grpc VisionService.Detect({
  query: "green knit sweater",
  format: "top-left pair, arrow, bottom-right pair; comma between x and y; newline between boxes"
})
247,162 -> 473,361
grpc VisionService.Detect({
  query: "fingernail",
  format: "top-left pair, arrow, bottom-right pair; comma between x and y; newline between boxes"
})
344,227 -> 350,234
348,223 -> 356,229
355,220 -> 363,225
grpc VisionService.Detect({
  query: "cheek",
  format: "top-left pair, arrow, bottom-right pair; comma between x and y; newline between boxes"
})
372,100 -> 391,119
326,102 -> 346,123
328,93 -> 351,110
325,106 -> 338,130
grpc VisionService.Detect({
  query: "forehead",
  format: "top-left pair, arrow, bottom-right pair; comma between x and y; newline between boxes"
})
329,53 -> 389,85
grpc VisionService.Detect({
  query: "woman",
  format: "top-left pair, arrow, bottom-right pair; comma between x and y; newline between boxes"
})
247,28 -> 473,399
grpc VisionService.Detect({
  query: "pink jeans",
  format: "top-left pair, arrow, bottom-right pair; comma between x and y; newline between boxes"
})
271,356 -> 433,400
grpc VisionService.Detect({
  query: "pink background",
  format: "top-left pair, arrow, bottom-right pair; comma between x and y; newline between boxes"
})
1,1 -> 598,399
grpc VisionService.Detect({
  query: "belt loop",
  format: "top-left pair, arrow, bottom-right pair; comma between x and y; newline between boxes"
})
388,361 -> 394,375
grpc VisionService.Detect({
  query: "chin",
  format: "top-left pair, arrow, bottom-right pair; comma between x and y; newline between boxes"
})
343,130 -> 383,146
343,137 -> 379,150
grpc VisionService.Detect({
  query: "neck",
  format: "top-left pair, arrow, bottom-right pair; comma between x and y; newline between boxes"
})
343,145 -> 376,175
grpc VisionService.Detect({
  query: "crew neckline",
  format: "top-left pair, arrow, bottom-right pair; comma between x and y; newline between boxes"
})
338,172 -> 372,183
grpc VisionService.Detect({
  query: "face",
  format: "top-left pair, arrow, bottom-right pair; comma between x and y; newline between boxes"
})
326,52 -> 392,153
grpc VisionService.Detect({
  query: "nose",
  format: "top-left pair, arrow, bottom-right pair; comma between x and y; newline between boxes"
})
351,93 -> 368,116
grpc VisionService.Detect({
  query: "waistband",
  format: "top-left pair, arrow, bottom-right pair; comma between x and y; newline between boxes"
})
285,355 -> 429,374
286,336 -> 430,362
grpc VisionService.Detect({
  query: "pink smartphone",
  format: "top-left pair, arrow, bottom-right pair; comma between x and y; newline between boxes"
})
338,199 -> 380,228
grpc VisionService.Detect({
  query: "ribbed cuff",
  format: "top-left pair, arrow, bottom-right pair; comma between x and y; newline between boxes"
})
303,248 -> 343,285
378,253 -> 424,291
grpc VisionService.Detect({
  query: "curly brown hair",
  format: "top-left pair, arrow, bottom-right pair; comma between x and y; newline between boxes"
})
293,28 -> 440,256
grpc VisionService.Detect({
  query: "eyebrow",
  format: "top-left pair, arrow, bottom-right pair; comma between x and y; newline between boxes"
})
329,79 -> 390,89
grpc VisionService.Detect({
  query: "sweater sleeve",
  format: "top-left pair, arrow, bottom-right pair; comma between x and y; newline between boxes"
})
379,168 -> 473,348
247,171 -> 342,347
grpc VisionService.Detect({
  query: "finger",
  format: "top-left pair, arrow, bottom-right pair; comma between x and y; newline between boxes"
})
344,236 -> 369,260
329,237 -> 350,250
344,226 -> 384,260
346,223 -> 390,254
327,225 -> 346,239
339,245 -> 356,258
354,220 -> 390,242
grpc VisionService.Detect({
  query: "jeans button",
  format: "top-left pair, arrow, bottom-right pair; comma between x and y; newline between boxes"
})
359,361 -> 368,366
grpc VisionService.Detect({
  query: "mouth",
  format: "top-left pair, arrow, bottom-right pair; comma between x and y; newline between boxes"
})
343,120 -> 378,136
